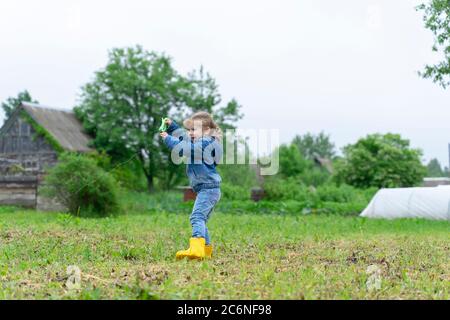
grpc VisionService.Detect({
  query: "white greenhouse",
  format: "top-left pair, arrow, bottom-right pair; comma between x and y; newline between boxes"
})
360,186 -> 450,220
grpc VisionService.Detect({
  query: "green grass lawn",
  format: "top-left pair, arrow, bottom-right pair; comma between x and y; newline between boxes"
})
0,193 -> 448,300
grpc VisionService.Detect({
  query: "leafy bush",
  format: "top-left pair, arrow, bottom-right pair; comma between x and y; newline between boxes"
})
301,167 -> 331,187
217,164 -> 259,189
316,184 -> 377,203
41,152 -> 122,216
273,143 -> 332,187
263,176 -> 378,206
278,144 -> 311,177
262,177 -> 319,205
334,133 -> 427,188
220,183 -> 251,201
316,184 -> 357,202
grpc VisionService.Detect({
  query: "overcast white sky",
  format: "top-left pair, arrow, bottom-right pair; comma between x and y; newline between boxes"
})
0,0 -> 449,167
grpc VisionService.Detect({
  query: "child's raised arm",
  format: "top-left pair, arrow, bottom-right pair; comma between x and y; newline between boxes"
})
161,119 -> 189,150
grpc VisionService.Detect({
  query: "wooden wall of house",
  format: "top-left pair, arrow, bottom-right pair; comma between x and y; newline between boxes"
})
0,114 -> 65,211
0,115 -> 58,175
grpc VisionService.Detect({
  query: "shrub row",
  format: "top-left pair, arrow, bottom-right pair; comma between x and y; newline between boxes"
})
214,200 -> 367,216
262,177 -> 377,204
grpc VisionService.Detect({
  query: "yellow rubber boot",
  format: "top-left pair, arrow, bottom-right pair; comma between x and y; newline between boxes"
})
205,244 -> 213,259
176,237 -> 206,260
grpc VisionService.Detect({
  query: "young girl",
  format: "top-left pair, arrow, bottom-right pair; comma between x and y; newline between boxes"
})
160,111 -> 222,260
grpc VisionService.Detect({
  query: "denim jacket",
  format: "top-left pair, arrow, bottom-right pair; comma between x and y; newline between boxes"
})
163,120 -> 222,193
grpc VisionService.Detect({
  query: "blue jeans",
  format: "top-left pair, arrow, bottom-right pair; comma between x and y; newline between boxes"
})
190,188 -> 221,245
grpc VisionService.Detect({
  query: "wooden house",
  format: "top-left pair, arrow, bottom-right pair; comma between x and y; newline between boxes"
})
0,102 -> 94,211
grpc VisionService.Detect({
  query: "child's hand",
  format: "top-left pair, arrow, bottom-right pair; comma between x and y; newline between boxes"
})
160,132 -> 168,139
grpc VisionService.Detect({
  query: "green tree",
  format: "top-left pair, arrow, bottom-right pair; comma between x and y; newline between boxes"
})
292,132 -> 336,160
426,158 -> 444,177
1,90 -> 38,123
417,0 -> 450,88
335,133 -> 427,188
75,46 -> 242,192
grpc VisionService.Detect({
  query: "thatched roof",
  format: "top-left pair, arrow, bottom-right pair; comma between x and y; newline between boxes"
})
19,102 -> 94,152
